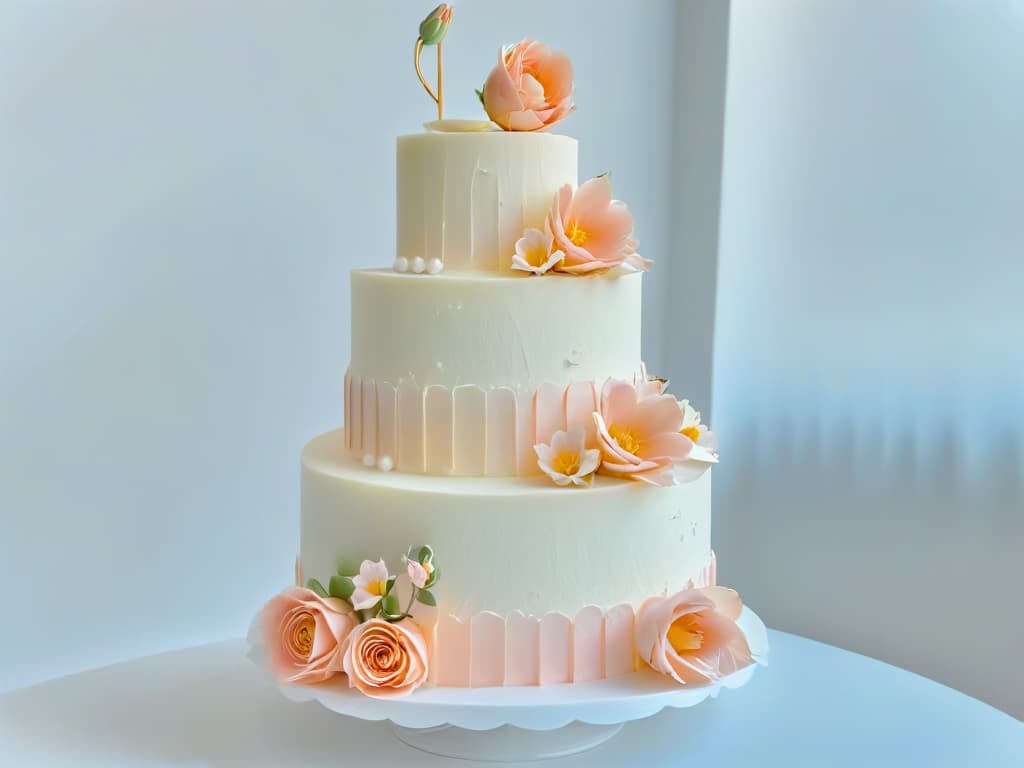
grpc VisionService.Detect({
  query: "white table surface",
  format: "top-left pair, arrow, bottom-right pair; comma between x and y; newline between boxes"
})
0,631 -> 1020,767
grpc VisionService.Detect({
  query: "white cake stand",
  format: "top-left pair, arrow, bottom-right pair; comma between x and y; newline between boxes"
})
276,606 -> 769,762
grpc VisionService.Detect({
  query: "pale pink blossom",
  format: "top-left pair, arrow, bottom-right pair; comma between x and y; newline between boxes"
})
481,39 -> 575,132
593,379 -> 691,486
635,586 -> 753,686
547,176 -> 650,274
260,587 -> 356,685
342,618 -> 430,698
511,228 -> 563,274
406,558 -> 434,589
535,424 -> 601,486
351,559 -> 391,611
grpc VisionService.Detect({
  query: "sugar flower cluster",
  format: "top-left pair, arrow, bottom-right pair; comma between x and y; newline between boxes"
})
512,175 -> 651,276
535,373 -> 718,488
252,546 -> 439,698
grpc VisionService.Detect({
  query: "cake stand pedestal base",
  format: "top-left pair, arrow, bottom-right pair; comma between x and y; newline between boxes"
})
391,721 -> 624,762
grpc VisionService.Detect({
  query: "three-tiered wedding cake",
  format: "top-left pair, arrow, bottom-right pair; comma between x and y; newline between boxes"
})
252,11 -> 752,699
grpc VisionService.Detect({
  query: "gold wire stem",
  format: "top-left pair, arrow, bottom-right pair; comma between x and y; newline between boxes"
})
414,38 -> 439,107
436,42 -> 444,120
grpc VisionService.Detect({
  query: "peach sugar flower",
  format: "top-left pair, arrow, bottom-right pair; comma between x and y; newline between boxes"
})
342,618 -> 430,698
635,586 -> 753,686
593,379 -> 692,486
260,587 -> 357,685
548,175 -> 651,274
481,39 -> 575,132
534,424 -> 601,486
351,559 -> 391,611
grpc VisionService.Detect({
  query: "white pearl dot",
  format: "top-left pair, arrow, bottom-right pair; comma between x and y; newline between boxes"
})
377,456 -> 394,472
393,257 -> 409,273
426,257 -> 443,275
411,256 -> 426,274
362,453 -> 376,467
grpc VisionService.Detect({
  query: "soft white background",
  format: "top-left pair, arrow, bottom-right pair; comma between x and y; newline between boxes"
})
712,0 -> 1024,718
0,0 -> 678,693
1,0 -> 1021,721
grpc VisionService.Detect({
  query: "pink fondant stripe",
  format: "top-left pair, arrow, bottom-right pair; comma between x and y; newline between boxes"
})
426,554 -> 719,688
344,374 -> 646,477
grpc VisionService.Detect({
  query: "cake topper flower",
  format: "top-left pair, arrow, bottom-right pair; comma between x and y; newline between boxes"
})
416,4 -> 454,120
478,39 -> 575,132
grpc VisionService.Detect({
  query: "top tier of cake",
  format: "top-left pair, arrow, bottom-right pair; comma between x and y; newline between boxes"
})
397,131 -> 577,271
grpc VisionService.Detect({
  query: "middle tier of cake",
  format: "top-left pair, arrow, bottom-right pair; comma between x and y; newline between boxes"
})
302,429 -> 713,619
345,269 -> 644,476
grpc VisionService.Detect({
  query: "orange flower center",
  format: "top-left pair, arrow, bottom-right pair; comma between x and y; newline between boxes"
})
608,424 -> 641,456
667,613 -> 705,653
367,579 -> 388,597
552,449 -> 582,476
525,242 -> 550,268
567,222 -> 589,246
293,613 -> 316,658
681,426 -> 701,442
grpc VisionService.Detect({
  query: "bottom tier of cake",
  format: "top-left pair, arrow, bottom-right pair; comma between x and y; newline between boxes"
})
301,430 -> 712,618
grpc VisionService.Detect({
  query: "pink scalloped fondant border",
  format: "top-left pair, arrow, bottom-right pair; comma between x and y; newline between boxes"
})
344,372 -> 606,476
430,553 -> 717,688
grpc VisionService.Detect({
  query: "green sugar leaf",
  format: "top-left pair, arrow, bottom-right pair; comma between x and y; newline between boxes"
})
306,578 -> 328,598
336,555 -> 360,577
329,575 -> 355,600
415,589 -> 437,607
381,593 -> 402,616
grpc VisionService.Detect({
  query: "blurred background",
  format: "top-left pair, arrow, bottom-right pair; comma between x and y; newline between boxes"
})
0,0 -> 1021,718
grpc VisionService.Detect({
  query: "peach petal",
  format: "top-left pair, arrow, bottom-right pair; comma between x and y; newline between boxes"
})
641,432 -> 693,462
508,110 -> 546,132
567,176 -> 613,223
700,586 -> 744,621
629,395 -> 686,438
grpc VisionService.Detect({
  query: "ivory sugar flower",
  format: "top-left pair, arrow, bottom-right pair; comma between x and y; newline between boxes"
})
548,176 -> 651,274
260,587 -> 357,685
511,228 -> 563,274
535,424 -> 601,486
679,400 -> 719,463
342,618 -> 430,698
635,586 -> 753,686
480,39 -> 575,132
351,559 -> 392,610
593,379 -> 692,486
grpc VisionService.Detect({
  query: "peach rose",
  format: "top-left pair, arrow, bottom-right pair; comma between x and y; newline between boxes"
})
635,586 -> 753,686
481,39 -> 574,132
342,618 -> 430,698
261,587 -> 357,685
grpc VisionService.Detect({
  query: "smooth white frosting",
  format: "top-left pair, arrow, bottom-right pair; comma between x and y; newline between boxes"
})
301,430 -> 712,617
349,269 -> 642,391
396,132 -> 578,271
